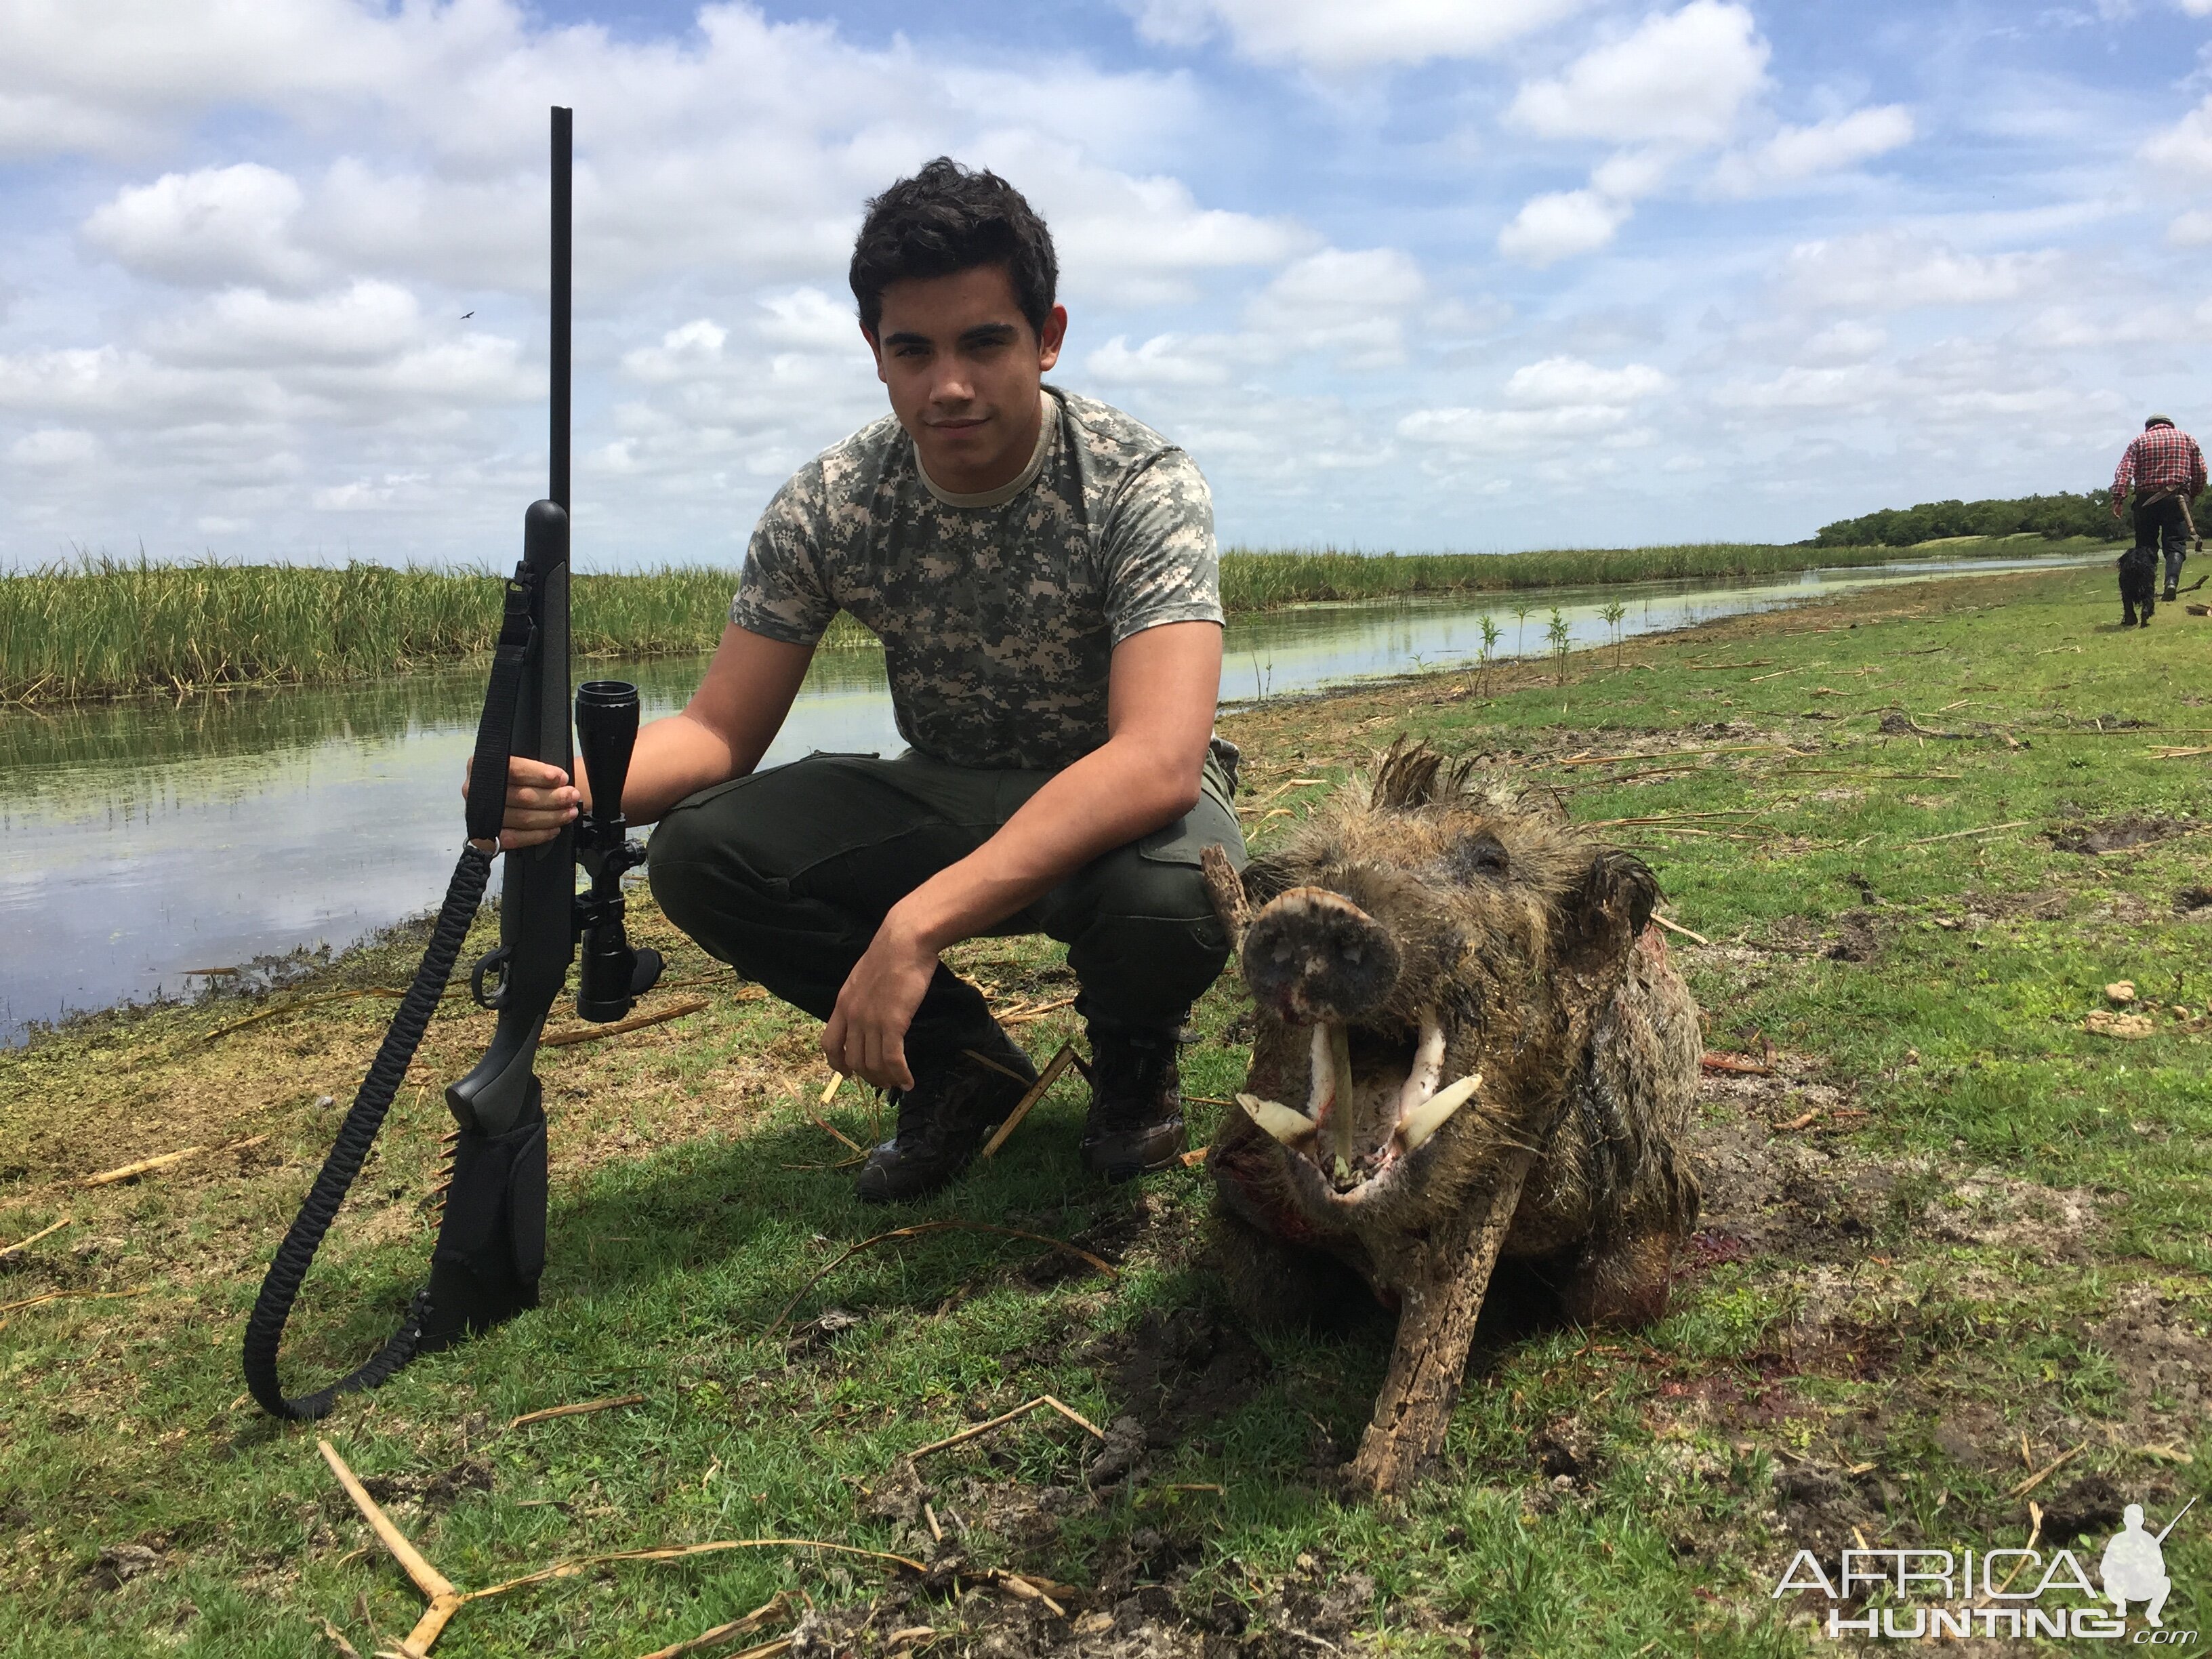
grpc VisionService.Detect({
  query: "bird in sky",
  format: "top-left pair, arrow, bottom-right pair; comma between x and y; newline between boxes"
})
459,310 -> 474,319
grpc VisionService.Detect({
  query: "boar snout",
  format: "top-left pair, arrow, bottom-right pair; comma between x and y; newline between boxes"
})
1242,885 -> 1403,1025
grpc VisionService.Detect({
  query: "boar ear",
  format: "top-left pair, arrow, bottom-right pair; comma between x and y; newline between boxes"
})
1371,738 -> 1445,809
1553,848 -> 1659,971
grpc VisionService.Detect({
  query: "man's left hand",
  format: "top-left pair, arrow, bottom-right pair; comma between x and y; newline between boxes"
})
823,911 -> 939,1090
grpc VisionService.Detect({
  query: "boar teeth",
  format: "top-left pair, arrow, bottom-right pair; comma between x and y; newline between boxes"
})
1305,1024 -> 1334,1120
1399,1073 -> 1481,1150
1395,1012 -> 1446,1121
1237,1093 -> 1319,1146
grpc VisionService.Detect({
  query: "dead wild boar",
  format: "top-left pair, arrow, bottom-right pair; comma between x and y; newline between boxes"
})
1200,742 -> 1700,1494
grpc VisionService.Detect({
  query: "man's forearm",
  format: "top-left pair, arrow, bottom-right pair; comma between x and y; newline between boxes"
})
583,712 -> 741,824
887,737 -> 1202,952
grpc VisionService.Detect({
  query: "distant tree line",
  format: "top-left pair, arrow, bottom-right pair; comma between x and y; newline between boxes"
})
1807,487 -> 2203,548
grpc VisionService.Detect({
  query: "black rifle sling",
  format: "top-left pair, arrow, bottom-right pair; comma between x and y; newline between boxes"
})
241,565 -> 540,1421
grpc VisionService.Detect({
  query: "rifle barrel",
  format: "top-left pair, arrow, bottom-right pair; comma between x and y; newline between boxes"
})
550,105 -> 572,514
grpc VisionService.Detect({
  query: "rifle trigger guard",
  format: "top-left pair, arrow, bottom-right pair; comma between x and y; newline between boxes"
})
470,945 -> 513,1010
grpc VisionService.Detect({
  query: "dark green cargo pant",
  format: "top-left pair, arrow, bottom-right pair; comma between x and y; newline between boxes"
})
645,749 -> 1247,1061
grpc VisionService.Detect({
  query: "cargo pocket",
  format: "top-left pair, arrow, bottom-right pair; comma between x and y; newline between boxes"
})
1136,752 -> 1247,872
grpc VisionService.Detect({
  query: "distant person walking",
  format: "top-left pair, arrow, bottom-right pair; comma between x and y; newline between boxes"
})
2110,413 -> 2205,626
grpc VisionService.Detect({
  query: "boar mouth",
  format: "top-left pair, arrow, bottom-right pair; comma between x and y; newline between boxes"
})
1236,1010 -> 1480,1195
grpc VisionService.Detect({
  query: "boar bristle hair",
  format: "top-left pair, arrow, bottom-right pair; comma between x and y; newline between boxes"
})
1370,737 -> 1477,811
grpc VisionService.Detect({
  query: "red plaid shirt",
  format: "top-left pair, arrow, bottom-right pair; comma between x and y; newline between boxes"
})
2114,424 -> 2206,501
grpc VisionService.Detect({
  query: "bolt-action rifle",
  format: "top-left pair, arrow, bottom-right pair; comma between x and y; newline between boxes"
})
243,106 -> 662,1420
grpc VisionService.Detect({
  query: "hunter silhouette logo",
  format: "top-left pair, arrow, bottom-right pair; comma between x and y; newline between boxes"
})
2103,1498 -> 2193,1629
1771,1492 -> 2200,1641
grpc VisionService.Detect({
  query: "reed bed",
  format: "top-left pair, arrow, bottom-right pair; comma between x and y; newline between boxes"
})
1,539 -> 2053,705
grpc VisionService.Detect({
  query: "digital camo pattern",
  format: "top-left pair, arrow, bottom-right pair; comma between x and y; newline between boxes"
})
731,386 -> 1220,771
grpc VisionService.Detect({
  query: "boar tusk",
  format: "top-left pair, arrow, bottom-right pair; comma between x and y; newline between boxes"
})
1399,1072 -> 1481,1150
1305,1024 -> 1333,1120
1395,1012 -> 1446,1120
1328,1022 -> 1357,1172
1237,1093 -> 1318,1146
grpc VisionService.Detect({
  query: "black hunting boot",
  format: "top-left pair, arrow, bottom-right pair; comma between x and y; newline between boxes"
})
1080,1015 -> 1189,1182
855,1024 -> 1037,1204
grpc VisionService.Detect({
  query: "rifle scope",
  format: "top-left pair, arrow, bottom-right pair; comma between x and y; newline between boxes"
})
574,680 -> 663,1022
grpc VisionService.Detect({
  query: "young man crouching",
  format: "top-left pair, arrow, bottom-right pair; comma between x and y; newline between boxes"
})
485,159 -> 1244,1201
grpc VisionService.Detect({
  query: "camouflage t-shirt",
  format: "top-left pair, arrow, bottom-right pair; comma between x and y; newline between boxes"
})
731,386 -> 1220,771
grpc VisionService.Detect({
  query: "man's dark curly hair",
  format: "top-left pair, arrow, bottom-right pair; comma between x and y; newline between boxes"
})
849,158 -> 1058,340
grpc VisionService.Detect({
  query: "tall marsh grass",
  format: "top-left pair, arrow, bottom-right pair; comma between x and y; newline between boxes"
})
2,539 -> 2070,705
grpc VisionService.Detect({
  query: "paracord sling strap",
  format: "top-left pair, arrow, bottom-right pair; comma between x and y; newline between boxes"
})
241,570 -> 538,1420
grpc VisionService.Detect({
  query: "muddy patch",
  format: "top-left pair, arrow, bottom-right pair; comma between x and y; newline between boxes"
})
1824,909 -> 1880,962
2046,814 -> 2191,855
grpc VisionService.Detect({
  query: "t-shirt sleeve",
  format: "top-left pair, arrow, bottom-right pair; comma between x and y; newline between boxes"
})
729,466 -> 837,645
1099,445 -> 1223,647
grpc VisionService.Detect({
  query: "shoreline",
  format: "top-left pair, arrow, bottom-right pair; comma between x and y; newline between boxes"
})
0,556 -> 2126,1046
0,537 -> 2108,707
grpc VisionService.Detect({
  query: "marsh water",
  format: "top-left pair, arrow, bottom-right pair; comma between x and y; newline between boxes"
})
1,550 -> 2097,1041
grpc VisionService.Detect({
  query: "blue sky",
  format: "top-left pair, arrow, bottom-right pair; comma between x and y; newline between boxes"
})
7,0 -> 2212,568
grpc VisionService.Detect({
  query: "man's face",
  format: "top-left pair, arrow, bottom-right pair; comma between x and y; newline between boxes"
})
866,263 -> 1067,493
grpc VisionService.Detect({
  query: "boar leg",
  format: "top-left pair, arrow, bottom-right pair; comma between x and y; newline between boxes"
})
1344,1144 -> 1538,1496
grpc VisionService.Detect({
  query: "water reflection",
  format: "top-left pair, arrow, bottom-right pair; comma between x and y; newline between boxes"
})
1,550 -> 2095,1040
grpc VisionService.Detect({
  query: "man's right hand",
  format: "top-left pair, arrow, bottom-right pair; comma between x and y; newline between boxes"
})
463,755 -> 578,852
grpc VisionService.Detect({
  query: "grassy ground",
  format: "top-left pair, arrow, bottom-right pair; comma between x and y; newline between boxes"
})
1,539 -> 2102,705
1,561 -> 2207,1656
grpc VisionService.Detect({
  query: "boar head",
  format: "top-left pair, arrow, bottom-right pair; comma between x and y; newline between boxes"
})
1223,744 -> 1658,1245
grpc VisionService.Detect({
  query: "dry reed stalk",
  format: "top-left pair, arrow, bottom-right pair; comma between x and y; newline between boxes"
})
2008,1443 -> 2084,1499
1001,996 -> 1078,1026
82,1134 -> 266,1187
806,1110 -> 863,1154
1906,819 -> 2030,846
1650,914 -> 1708,946
979,1043 -> 1077,1158
0,1286 -> 146,1315
506,1393 -> 647,1431
766,1220 -> 1118,1336
630,1593 -> 792,1659
542,999 -> 710,1048
319,1437 -> 921,1657
1700,1053 -> 1773,1077
0,1216 -> 72,1256
905,1394 -> 1106,1460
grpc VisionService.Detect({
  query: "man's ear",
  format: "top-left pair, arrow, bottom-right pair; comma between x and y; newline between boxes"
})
861,323 -> 886,383
1038,303 -> 1067,372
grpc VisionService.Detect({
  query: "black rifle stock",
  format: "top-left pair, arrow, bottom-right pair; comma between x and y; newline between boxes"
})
243,104 -> 660,1419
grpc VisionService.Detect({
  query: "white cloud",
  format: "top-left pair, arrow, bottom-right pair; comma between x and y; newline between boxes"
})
1498,190 -> 1631,265
8,428 -> 98,469
1505,2 -> 1768,146
1712,106 -> 1914,194
1782,230 -> 2057,310
1124,0 -> 1588,68
2142,96 -> 2212,177
2170,209 -> 2212,247
1397,403 -> 1639,453
1399,352 -> 1666,457
81,163 -> 320,289
1504,356 -> 1671,406
1086,333 -> 1242,386
147,281 -> 425,367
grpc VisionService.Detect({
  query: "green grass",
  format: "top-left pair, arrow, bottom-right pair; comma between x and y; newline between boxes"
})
1,538 -> 2096,705
1,563 -> 2205,1656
